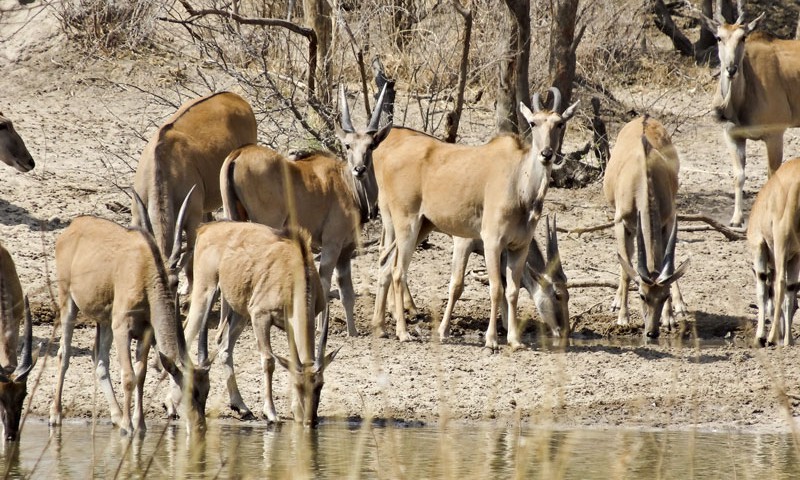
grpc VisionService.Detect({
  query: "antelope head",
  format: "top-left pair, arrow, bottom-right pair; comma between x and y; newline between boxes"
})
527,215 -> 570,338
163,280 -> 213,432
0,297 -> 37,441
0,113 -> 34,173
519,87 -> 580,166
274,313 -> 340,427
335,84 -> 391,180
699,12 -> 765,111
619,217 -> 690,339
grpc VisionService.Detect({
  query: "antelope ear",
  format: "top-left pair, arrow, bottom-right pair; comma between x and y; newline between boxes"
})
335,123 -> 348,142
12,365 -> 33,383
617,253 -> 641,286
561,100 -> 580,121
746,12 -> 765,33
519,102 -> 536,125
314,346 -> 342,374
658,257 -> 691,287
159,353 -> 182,379
273,353 -> 291,372
372,123 -> 393,148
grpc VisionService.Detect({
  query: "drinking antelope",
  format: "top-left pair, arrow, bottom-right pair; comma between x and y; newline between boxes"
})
603,115 -> 689,339
439,215 -> 569,342
182,221 -> 336,425
51,191 -> 210,435
0,243 -> 36,441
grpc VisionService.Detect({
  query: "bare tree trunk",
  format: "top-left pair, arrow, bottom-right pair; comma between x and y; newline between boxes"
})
548,0 -> 583,111
496,0 -> 530,134
304,0 -> 332,104
496,20 -> 518,134
445,0 -> 472,143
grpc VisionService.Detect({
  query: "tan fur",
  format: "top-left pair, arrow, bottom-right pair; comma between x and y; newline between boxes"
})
0,243 -> 23,370
0,112 -> 34,173
440,220 -> 569,342
183,221 -> 334,425
52,217 -> 209,434
700,14 -> 800,226
372,96 -> 578,350
220,145 -> 363,336
746,157 -> 800,346
603,116 -> 688,338
132,92 -> 257,289
0,244 -> 33,441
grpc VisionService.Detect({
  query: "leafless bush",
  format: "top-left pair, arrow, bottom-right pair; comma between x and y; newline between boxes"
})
55,0 -> 167,54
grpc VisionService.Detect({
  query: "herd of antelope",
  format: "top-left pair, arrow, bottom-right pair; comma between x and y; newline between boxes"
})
1,11 -> 800,440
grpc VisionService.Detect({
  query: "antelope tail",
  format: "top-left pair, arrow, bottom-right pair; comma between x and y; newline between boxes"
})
221,149 -> 249,221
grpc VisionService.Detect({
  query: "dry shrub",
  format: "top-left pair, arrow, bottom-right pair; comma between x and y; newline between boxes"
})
55,0 -> 165,54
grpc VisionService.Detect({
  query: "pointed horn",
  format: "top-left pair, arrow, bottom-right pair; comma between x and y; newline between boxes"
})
548,87 -> 562,112
15,296 -> 33,375
735,0 -> 745,23
366,84 -> 388,133
198,286 -> 219,366
657,218 -> 679,283
285,319 -> 302,371
532,93 -> 543,112
636,214 -> 652,282
168,184 -> 197,270
132,189 -> 154,237
315,311 -> 330,372
339,85 -> 355,133
547,214 -> 565,277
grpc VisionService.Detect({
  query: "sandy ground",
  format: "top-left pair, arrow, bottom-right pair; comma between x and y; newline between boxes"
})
4,1 -> 800,435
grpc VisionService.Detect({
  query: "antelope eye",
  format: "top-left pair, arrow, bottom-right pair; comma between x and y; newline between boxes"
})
714,35 -> 721,42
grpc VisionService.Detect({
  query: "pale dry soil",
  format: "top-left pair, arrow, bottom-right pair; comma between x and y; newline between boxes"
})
3,1 -> 800,435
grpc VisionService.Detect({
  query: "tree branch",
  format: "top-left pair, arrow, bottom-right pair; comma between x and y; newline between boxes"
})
177,0 -> 318,96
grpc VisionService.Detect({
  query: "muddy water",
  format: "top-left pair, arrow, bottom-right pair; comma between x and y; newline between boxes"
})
1,419 -> 798,478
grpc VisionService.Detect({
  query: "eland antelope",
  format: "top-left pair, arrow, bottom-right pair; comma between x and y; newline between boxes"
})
699,12 -> 800,227
603,115 -> 689,340
132,92 -> 257,292
51,191 -> 210,435
372,88 -> 578,349
0,112 -> 34,172
0,244 -> 36,441
182,221 -> 336,425
747,157 -> 800,346
220,86 -> 387,337
439,215 -> 569,342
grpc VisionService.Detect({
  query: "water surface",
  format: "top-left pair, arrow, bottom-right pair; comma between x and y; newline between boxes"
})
2,418 -> 798,478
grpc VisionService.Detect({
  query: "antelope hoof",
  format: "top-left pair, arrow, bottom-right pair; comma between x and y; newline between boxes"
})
754,337 -> 767,348
373,326 -> 389,339
397,331 -> 414,342
347,327 -> 359,337
230,403 -> 255,420
483,339 -> 499,353
508,341 -> 526,352
616,318 -> 629,327
48,412 -> 62,427
263,411 -> 279,423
